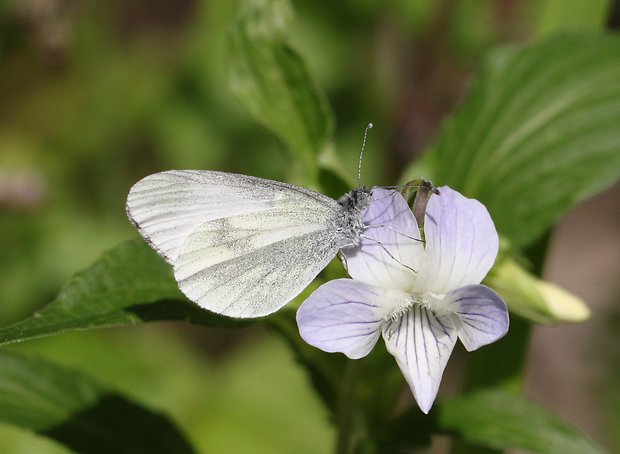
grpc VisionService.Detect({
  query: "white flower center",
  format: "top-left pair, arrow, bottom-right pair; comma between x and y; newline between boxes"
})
383,291 -> 452,321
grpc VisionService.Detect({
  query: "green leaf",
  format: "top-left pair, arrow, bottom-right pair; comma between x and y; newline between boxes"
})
228,0 -> 333,183
0,240 -> 244,346
385,390 -> 603,453
0,350 -> 194,453
438,390 -> 604,454
433,33 -> 620,247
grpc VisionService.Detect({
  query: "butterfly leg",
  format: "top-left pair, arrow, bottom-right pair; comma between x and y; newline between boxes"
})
359,234 -> 418,274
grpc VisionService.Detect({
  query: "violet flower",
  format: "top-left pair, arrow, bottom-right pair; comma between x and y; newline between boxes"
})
297,187 -> 509,413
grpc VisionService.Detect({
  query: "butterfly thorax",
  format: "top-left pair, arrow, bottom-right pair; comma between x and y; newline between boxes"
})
337,187 -> 372,246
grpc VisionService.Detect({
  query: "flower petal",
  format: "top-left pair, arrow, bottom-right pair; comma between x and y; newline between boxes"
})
448,284 -> 509,352
382,306 -> 457,414
415,187 -> 499,294
297,279 -> 399,359
344,188 -> 424,291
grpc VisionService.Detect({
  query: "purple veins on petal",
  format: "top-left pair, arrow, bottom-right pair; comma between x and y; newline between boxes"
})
415,187 -> 499,294
344,188 -> 424,291
448,284 -> 509,352
382,306 -> 457,414
296,183 -> 509,415
297,279 -> 389,360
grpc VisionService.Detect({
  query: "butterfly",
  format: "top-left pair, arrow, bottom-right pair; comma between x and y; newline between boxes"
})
126,170 -> 374,318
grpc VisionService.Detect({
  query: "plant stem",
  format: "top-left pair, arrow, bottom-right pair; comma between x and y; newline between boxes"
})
336,361 -> 358,454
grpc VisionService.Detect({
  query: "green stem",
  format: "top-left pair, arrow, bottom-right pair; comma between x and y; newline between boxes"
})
336,361 -> 358,454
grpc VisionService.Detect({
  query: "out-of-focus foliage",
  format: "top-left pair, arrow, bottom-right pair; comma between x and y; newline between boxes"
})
0,351 -> 193,453
536,0 -> 610,36
437,390 -> 604,454
1,327 -> 334,453
229,0 -> 333,185
377,390 -> 606,453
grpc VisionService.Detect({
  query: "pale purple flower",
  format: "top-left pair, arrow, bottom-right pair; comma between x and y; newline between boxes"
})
296,187 -> 509,413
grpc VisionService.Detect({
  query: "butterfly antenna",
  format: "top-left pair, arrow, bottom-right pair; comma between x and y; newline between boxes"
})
358,122 -> 373,187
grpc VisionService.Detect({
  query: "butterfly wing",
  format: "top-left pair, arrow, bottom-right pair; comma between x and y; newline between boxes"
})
174,207 -> 345,317
127,170 -> 355,317
126,170 -> 338,264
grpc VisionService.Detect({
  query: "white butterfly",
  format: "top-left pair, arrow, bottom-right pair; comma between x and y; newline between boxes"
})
126,170 -> 373,318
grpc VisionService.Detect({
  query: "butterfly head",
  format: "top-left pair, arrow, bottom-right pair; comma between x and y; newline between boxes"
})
338,186 -> 372,213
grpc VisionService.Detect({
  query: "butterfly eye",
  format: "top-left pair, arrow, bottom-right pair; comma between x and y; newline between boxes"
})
356,192 -> 370,210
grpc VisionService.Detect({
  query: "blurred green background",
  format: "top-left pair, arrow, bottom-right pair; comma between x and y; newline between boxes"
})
1,0 -> 619,452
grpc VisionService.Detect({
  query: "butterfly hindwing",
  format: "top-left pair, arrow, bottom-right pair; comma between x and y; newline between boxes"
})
175,208 -> 342,317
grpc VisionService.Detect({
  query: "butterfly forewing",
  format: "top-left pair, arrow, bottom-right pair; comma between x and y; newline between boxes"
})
126,170 -> 339,263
